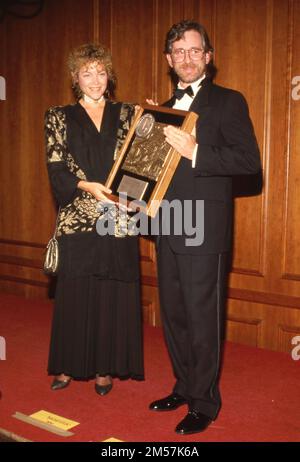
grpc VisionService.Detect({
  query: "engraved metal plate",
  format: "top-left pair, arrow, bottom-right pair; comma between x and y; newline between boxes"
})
117,175 -> 149,200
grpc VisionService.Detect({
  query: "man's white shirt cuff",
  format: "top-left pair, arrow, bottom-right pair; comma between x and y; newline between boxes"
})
192,144 -> 198,168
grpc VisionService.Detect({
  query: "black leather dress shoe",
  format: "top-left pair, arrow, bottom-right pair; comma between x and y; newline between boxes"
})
175,410 -> 212,435
51,378 -> 71,390
95,382 -> 113,396
149,393 -> 187,411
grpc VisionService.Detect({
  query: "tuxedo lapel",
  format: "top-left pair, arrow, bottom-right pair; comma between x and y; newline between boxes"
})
189,78 -> 212,112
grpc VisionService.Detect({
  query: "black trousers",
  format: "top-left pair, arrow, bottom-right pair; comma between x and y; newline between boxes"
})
157,236 -> 228,419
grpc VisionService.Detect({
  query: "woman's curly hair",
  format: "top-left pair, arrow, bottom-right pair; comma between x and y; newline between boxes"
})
68,43 -> 116,100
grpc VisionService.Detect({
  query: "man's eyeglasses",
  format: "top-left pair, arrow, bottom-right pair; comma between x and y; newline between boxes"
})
171,47 -> 205,63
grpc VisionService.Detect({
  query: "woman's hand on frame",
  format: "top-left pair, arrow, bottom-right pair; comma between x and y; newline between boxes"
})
77,180 -> 113,202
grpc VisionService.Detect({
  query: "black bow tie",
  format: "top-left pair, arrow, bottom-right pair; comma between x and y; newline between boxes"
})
173,85 -> 194,100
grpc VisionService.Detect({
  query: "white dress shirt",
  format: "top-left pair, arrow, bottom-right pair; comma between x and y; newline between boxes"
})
172,75 -> 205,167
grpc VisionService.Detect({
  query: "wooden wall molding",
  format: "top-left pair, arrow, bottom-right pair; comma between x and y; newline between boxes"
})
231,267 -> 264,277
282,273 -> 300,282
142,298 -> 157,326
0,254 -> 41,269
259,0 -> 273,279
282,0 -> 295,280
140,238 -> 156,264
0,238 -> 44,248
93,0 -> 100,43
0,274 -> 47,288
213,0 -> 266,278
151,0 -> 159,104
229,288 -> 300,311
277,323 -> 300,352
282,0 -> 300,284
226,316 -> 262,348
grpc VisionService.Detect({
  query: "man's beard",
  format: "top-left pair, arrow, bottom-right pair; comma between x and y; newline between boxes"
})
176,63 -> 205,83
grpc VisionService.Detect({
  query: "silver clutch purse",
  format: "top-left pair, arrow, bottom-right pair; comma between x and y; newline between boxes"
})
44,208 -> 60,275
44,237 -> 59,275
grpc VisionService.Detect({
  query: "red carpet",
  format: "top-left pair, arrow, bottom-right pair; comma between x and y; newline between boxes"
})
0,293 -> 299,442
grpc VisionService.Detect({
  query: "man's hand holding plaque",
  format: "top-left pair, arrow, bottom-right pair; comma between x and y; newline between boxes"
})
163,125 -> 197,160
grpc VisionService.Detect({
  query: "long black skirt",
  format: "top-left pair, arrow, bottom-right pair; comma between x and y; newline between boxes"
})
48,274 -> 144,380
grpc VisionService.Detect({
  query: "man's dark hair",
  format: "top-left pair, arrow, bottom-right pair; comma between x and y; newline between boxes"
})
164,19 -> 217,80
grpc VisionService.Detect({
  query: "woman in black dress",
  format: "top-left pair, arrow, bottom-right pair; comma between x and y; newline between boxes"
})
45,43 -> 144,395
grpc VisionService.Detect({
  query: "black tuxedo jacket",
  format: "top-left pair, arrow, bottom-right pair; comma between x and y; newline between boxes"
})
161,78 -> 261,255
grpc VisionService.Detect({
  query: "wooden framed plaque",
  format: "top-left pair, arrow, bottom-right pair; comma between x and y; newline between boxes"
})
105,104 -> 198,218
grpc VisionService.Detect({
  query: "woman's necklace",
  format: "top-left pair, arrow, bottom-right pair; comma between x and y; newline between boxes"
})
83,94 -> 104,105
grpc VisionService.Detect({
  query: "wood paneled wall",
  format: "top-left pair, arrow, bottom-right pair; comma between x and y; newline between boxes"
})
0,0 -> 300,353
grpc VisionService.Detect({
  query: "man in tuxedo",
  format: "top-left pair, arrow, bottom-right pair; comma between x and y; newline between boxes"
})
148,20 -> 261,435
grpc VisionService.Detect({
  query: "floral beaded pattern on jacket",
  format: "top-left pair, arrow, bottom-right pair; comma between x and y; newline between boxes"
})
45,103 -> 135,237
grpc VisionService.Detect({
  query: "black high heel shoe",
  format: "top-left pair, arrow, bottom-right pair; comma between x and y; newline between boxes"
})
95,377 -> 113,396
51,377 -> 71,390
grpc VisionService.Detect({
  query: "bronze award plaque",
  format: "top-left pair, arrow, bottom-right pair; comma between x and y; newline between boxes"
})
105,104 -> 198,217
